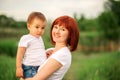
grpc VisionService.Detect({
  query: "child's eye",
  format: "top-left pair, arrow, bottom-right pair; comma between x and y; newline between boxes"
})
35,26 -> 39,28
41,27 -> 45,29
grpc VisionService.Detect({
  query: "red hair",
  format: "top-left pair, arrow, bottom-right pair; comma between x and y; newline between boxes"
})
50,15 -> 79,52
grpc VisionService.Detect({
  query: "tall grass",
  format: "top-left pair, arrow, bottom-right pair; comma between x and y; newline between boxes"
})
0,51 -> 120,80
0,55 -> 18,80
63,51 -> 120,80
0,38 -> 18,57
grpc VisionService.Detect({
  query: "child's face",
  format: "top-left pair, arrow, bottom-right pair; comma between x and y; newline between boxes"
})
27,18 -> 46,37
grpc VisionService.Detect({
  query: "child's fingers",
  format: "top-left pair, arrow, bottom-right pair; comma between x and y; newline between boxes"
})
46,50 -> 53,58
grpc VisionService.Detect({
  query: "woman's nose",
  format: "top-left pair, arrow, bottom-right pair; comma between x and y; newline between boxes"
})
55,29 -> 60,33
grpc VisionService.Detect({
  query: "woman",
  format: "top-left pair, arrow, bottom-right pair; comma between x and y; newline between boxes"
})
26,15 -> 79,80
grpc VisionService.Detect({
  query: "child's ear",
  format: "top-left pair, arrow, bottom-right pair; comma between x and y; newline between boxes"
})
27,23 -> 30,29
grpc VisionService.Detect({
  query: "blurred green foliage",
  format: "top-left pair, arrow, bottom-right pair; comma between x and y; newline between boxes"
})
0,51 -> 119,80
63,51 -> 120,80
0,55 -> 18,80
0,39 -> 18,57
0,1 -> 120,79
98,11 -> 119,41
0,15 -> 26,28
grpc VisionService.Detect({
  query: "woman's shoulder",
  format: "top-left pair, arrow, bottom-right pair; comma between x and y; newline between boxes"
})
53,47 -> 71,57
50,47 -> 71,66
59,47 -> 70,53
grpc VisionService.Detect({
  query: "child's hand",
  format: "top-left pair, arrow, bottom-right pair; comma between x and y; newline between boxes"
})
46,50 -> 53,58
16,67 -> 23,78
25,78 -> 33,80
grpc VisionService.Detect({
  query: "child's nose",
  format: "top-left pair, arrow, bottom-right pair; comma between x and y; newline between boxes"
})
38,29 -> 42,32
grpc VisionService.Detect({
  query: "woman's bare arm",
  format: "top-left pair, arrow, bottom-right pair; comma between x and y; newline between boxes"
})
25,58 -> 62,80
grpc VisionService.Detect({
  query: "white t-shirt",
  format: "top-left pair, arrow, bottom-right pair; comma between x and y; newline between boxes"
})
18,34 -> 47,66
38,47 -> 71,80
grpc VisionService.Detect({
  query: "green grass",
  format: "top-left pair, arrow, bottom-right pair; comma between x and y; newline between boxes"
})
0,55 -> 18,80
63,51 -> 120,80
0,38 -> 18,57
0,51 -> 120,80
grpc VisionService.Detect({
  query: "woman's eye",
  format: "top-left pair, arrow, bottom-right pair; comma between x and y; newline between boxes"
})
62,28 -> 65,31
54,26 -> 58,29
61,28 -> 66,31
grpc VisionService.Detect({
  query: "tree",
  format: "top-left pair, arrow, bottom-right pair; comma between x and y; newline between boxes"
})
0,15 -> 8,26
0,14 -> 26,28
98,11 -> 119,41
105,0 -> 120,25
0,14 -> 16,27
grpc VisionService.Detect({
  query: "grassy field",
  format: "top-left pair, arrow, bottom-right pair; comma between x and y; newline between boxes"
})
0,55 -> 17,80
0,28 -> 120,80
63,51 -> 120,80
0,51 -> 120,80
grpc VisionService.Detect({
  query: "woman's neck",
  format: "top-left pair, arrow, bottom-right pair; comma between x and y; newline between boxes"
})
54,43 -> 67,52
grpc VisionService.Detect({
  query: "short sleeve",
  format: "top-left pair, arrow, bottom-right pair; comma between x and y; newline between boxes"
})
18,35 -> 29,47
50,50 -> 68,66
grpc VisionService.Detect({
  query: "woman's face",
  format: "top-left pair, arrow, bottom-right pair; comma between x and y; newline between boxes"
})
52,24 -> 69,44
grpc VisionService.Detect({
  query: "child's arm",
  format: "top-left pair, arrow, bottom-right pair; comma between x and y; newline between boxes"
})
16,47 -> 26,78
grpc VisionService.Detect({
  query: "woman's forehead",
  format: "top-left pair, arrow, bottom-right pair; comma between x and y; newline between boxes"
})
54,24 -> 66,28
55,22 -> 65,26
